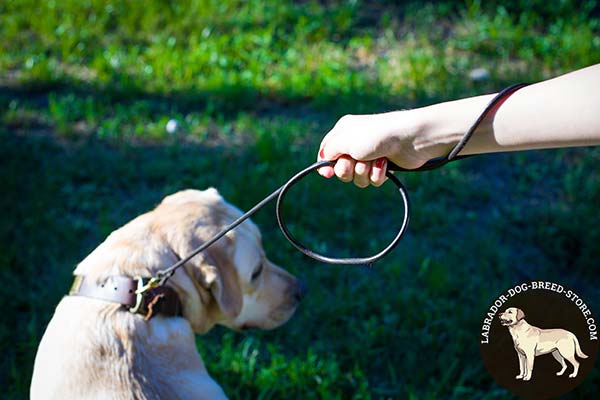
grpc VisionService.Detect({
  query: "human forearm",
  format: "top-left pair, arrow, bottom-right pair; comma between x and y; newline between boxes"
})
417,64 -> 600,157
318,63 -> 600,186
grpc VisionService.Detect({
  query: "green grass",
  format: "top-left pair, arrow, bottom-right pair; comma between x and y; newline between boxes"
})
2,1 -> 600,398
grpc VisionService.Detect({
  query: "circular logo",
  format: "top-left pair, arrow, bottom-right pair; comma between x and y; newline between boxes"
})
480,281 -> 598,399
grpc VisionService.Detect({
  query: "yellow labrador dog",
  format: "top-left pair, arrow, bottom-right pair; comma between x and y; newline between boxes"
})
499,307 -> 588,381
31,188 -> 305,399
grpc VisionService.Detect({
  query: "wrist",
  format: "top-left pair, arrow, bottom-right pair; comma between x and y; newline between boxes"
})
379,110 -> 434,169
403,106 -> 460,161
411,93 -> 497,159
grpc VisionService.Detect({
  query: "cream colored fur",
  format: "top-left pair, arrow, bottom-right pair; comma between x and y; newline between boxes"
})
499,307 -> 588,381
31,189 -> 303,399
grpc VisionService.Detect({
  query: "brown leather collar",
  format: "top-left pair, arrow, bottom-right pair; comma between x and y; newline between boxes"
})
69,275 -> 182,320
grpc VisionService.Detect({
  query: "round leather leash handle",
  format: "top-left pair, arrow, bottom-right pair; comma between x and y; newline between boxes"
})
275,82 -> 529,265
275,160 -> 410,265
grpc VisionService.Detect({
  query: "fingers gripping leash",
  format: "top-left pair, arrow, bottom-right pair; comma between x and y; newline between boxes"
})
153,83 -> 529,286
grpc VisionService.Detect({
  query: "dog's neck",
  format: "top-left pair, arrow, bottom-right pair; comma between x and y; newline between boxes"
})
508,319 -> 530,336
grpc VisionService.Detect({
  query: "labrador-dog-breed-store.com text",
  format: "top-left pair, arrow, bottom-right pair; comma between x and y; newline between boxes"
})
31,189 -> 306,399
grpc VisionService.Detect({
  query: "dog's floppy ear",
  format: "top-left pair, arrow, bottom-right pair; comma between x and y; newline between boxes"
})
198,263 -> 218,289
204,245 -> 243,319
516,308 -> 525,321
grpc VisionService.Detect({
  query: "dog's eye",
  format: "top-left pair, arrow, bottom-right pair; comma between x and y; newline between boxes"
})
251,263 -> 263,281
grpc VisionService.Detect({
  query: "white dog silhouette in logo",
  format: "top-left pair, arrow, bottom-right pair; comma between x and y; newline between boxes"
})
499,307 -> 588,381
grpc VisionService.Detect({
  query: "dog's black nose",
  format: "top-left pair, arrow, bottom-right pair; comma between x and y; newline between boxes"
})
294,279 -> 308,302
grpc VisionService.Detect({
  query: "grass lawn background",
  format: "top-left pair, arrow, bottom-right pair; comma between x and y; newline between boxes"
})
1,0 -> 599,398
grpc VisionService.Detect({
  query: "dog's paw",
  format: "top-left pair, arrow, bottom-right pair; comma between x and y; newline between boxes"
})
568,372 -> 577,378
515,375 -> 523,380
522,375 -> 532,381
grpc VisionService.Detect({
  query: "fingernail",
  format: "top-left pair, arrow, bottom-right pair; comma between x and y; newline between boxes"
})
319,148 -> 325,159
375,158 -> 387,169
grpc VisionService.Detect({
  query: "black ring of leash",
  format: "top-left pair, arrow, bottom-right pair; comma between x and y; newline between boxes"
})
154,83 -> 529,285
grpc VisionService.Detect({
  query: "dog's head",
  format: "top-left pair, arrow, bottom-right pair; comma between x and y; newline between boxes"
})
157,189 -> 305,333
499,307 -> 525,327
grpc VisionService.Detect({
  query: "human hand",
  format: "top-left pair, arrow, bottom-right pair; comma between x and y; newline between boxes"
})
317,112 -> 437,187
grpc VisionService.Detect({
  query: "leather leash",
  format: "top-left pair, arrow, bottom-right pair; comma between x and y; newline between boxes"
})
69,83 -> 529,317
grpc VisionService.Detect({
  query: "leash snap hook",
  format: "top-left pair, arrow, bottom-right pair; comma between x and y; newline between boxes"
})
129,276 -> 161,314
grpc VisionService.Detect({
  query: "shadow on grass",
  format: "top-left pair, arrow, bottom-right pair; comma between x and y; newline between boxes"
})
1,61 -> 519,125
2,76 -> 400,119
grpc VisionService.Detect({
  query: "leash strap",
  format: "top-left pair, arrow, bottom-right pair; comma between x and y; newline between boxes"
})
152,83 -> 529,285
